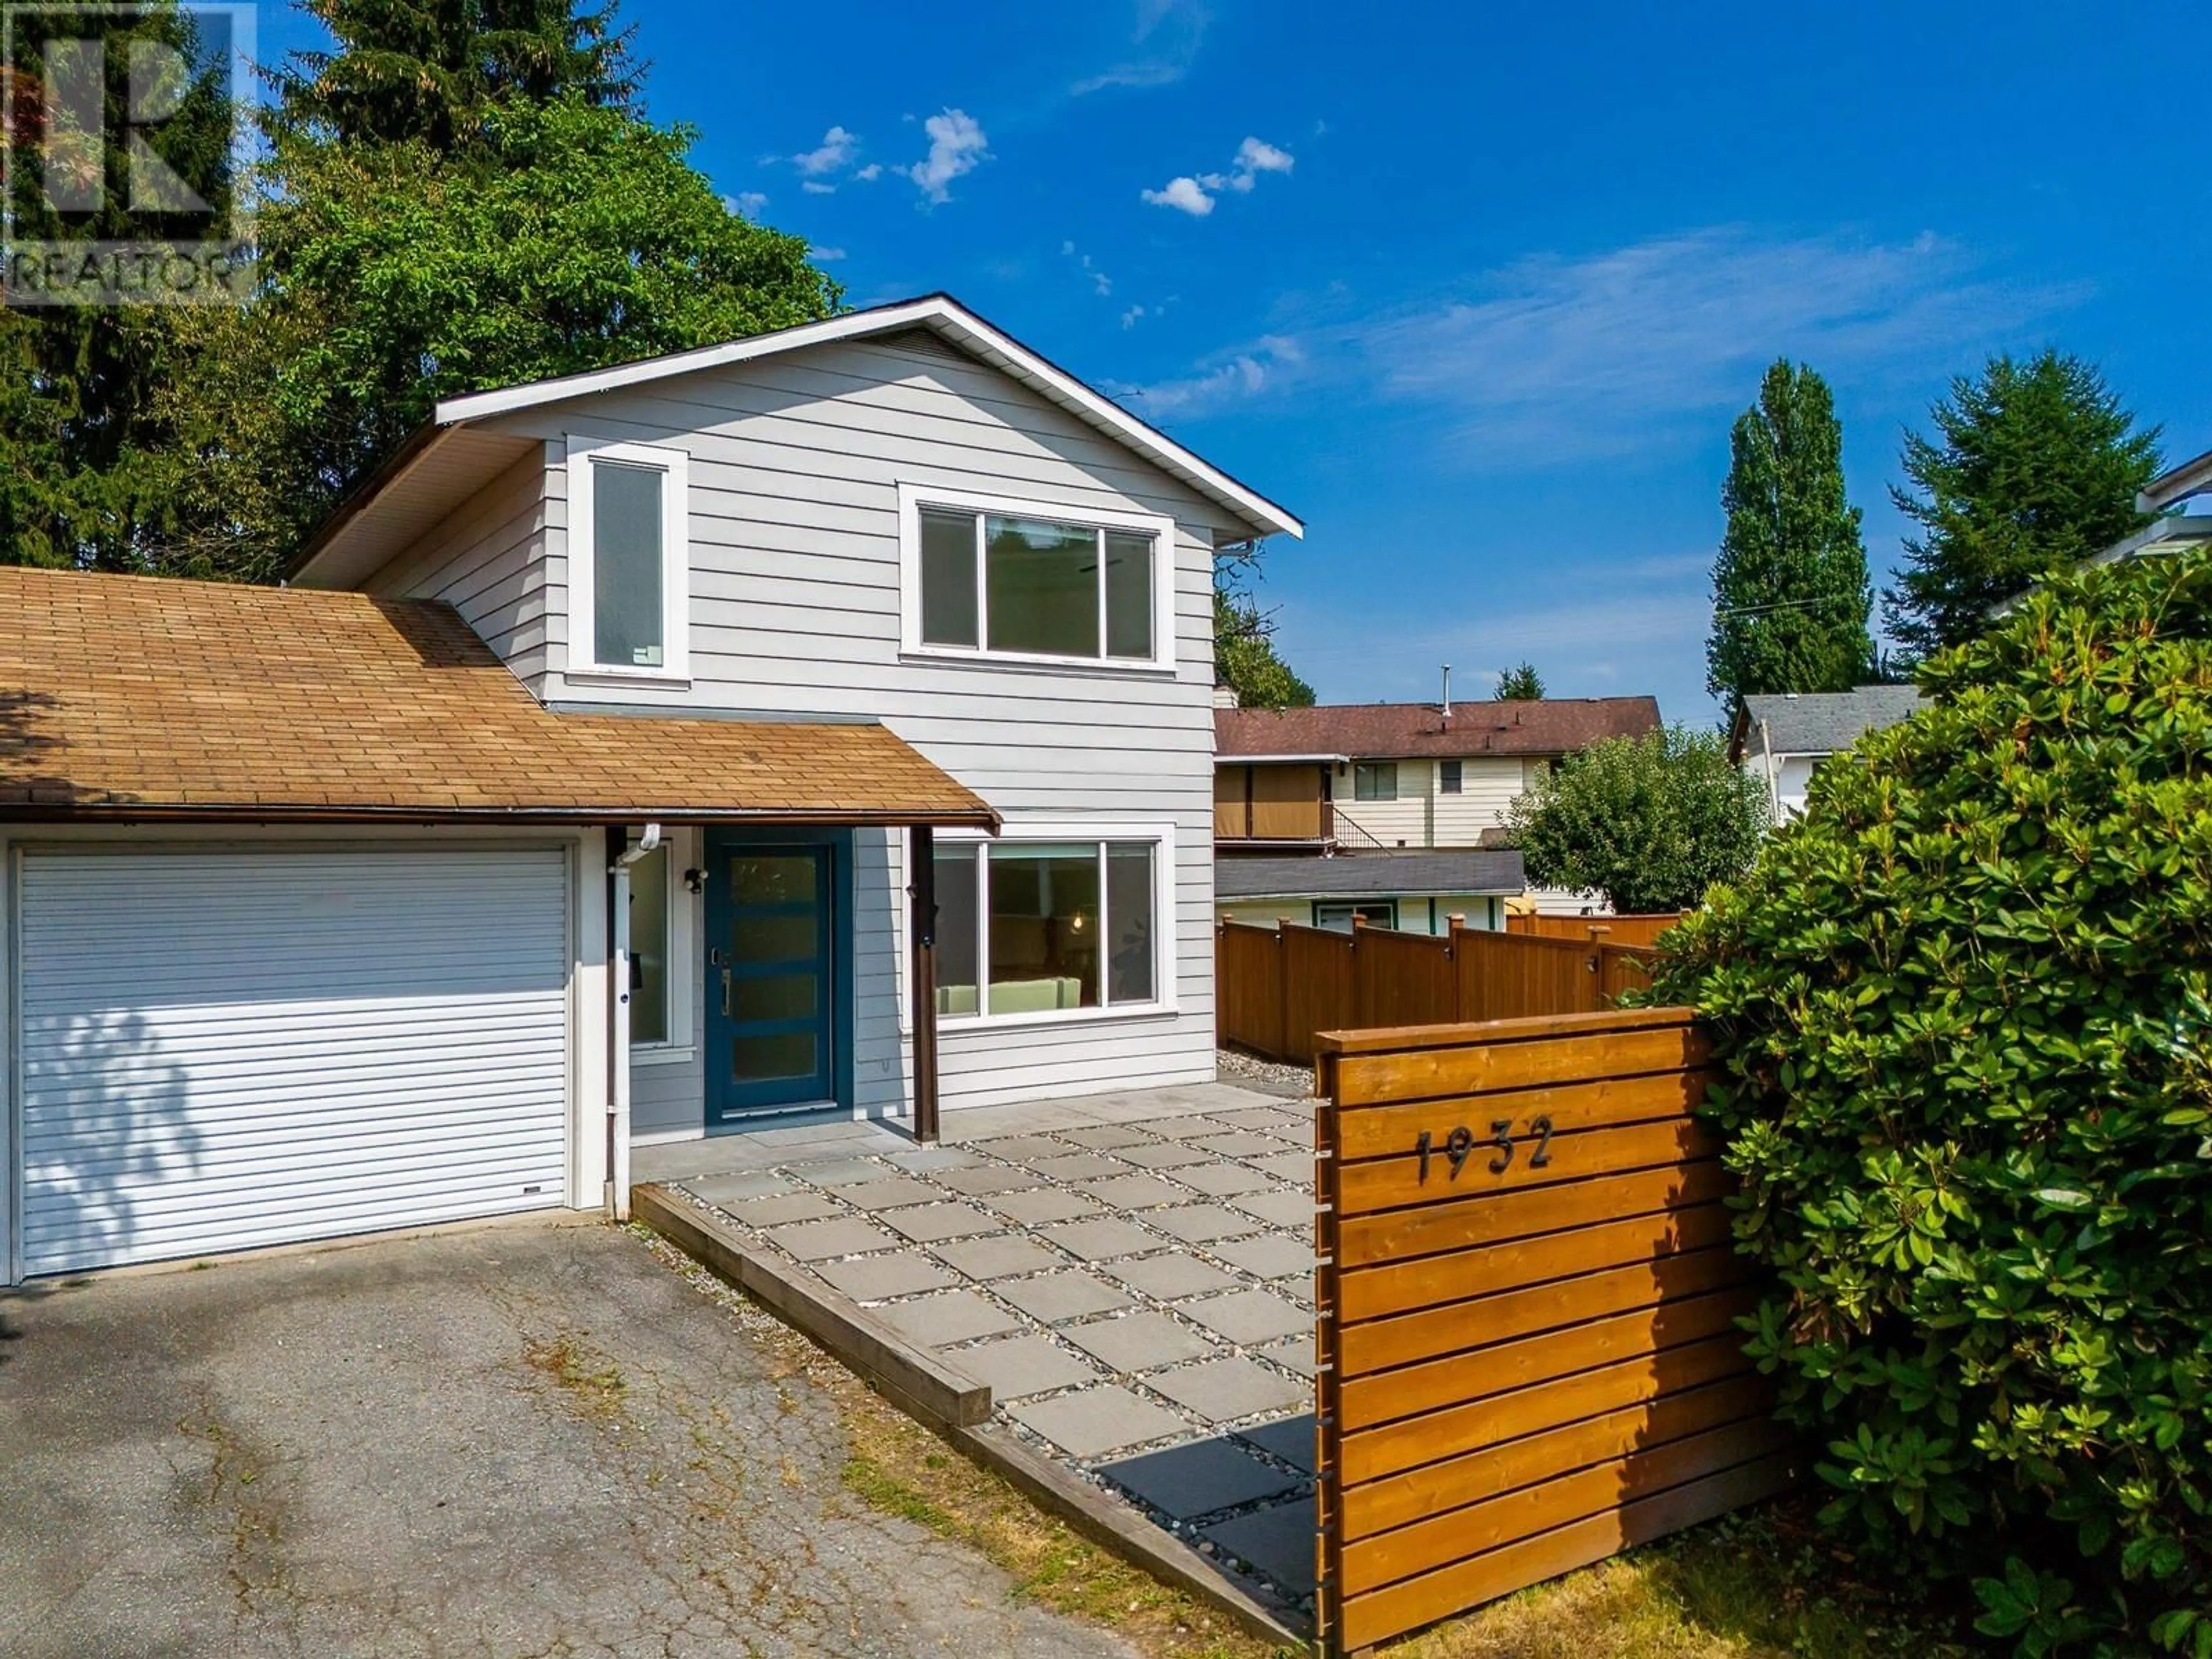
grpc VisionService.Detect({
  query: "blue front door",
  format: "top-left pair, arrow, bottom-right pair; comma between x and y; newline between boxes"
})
704,838 -> 839,1119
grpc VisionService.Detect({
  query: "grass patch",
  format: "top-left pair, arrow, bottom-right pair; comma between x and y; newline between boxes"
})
521,1330 -> 628,1421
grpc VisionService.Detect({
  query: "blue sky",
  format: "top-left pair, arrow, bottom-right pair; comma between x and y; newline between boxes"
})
271,0 -> 2212,724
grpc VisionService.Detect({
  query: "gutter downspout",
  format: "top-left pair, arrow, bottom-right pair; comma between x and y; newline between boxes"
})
608,823 -> 662,1221
1758,721 -> 1781,824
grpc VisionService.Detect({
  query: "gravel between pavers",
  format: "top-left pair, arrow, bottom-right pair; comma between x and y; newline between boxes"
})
662,1085 -> 1323,1615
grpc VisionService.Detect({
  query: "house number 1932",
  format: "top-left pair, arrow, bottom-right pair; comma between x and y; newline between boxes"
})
1415,1116 -> 1554,1181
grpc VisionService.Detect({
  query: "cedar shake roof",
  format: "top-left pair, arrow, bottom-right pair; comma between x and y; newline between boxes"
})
0,566 -> 995,826
1215,698 -> 1662,762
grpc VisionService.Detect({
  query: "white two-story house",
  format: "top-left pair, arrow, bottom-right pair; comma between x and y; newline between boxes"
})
0,296 -> 1301,1282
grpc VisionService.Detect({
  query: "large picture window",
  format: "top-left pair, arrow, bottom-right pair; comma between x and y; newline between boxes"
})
568,435 -> 690,679
929,832 -> 1167,1021
902,486 -> 1171,669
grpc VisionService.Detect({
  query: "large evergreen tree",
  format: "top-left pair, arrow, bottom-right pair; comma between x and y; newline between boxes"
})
0,2 -> 240,569
266,0 -> 641,149
1881,350 -> 2162,658
1706,359 -> 1874,710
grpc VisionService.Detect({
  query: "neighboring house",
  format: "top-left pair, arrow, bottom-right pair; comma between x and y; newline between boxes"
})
0,294 -> 1301,1283
1217,851 -> 1527,935
1213,694 -> 1660,920
2090,442 -> 2212,567
1729,684 -> 1927,823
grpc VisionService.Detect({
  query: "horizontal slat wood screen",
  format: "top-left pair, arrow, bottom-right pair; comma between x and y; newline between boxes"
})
1215,918 -> 1662,1066
1313,1006 -> 1789,1656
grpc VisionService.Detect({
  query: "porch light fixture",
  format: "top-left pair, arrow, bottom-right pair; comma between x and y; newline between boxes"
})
684,866 -> 708,895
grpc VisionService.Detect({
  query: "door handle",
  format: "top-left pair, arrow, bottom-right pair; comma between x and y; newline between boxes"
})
721,968 -> 733,1017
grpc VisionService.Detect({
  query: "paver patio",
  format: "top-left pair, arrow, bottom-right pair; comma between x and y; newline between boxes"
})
636,1080 -> 1321,1614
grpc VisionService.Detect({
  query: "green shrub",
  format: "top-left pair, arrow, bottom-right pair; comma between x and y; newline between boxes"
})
1650,552 -> 2212,1657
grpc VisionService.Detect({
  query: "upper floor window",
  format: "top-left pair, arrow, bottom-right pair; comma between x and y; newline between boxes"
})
569,436 -> 690,679
900,484 -> 1173,670
1354,762 -> 1398,801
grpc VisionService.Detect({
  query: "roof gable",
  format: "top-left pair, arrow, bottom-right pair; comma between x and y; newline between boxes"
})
294,295 -> 1299,586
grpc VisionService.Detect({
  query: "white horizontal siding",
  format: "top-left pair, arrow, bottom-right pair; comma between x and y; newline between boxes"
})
457,336 -> 1227,1122
372,446 -> 554,682
17,848 -> 571,1274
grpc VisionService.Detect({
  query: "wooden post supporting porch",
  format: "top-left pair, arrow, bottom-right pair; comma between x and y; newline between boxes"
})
908,824 -> 941,1144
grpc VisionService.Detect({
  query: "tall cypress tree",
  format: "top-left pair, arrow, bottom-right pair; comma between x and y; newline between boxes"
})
1881,351 -> 2161,658
1706,359 -> 1875,711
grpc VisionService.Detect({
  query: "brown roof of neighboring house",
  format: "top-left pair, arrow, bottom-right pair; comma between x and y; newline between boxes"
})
0,566 -> 995,826
1216,698 -> 1662,761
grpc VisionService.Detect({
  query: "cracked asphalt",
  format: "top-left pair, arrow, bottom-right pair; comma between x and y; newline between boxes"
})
0,1218 -> 1138,1659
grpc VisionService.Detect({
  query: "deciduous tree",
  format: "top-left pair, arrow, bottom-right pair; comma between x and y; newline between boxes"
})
1503,728 -> 1765,913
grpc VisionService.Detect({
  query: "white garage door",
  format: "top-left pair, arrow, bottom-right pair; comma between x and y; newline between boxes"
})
17,847 -> 571,1276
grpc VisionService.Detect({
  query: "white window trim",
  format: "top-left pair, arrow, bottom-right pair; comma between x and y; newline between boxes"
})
566,435 -> 691,681
896,482 -> 1177,673
626,832 -> 695,1063
930,820 -> 1177,1030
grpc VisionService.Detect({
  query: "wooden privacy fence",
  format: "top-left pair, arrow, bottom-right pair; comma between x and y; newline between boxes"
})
1311,1007 -> 1791,1656
1505,911 -> 1686,948
1217,917 -> 1657,1066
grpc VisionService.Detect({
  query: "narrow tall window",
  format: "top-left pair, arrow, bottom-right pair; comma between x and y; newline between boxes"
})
1439,760 -> 1463,795
593,459 -> 664,668
628,841 -> 671,1044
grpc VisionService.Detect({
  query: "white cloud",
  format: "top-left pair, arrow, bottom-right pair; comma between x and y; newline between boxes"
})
1142,136 -> 1291,217
1141,175 -> 1214,216
1063,241 -> 1113,296
1130,226 -> 2082,452
812,247 -> 849,262
854,162 -> 882,181
728,191 -> 768,220
1214,135 -> 1293,192
1073,0 -> 1210,94
801,180 -> 835,195
907,109 -> 990,203
1130,336 -> 1304,414
794,125 -> 859,176
1120,304 -> 1149,328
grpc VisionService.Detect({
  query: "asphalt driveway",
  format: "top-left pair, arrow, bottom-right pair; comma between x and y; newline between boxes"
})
0,1219 -> 1136,1659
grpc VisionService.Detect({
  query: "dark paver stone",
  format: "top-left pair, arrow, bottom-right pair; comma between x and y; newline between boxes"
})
1205,1494 -> 1317,1595
1100,1436 -> 1303,1520
1237,1413 -> 1318,1472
